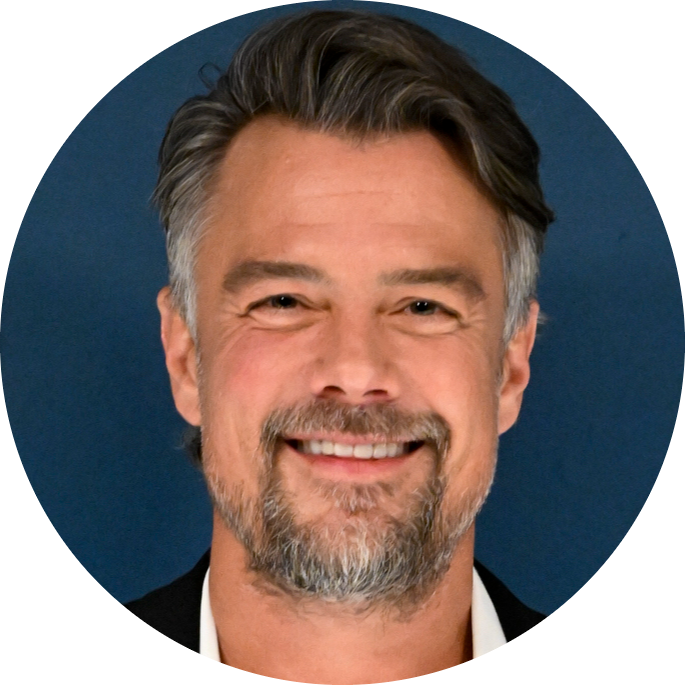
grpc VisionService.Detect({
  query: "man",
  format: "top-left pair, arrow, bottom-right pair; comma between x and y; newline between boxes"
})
127,9 -> 553,682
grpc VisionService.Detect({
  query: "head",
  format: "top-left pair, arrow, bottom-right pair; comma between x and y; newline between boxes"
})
156,10 -> 552,610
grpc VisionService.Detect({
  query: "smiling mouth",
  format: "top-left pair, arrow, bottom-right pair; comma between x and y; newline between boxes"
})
284,439 -> 425,459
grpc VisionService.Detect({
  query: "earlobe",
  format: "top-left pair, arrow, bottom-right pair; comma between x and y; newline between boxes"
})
157,286 -> 202,426
497,301 -> 539,434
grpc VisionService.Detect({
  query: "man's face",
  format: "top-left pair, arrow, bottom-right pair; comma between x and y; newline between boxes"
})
160,117 -> 537,603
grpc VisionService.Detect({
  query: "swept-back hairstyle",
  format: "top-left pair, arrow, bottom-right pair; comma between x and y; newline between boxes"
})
154,9 -> 553,343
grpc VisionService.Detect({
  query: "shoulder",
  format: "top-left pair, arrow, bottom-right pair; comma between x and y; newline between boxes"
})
474,559 -> 546,641
125,550 -> 210,652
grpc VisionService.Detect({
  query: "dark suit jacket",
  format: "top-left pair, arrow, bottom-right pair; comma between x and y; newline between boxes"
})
126,551 -> 545,653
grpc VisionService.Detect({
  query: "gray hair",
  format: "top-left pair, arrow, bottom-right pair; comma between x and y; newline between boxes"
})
154,10 -> 553,343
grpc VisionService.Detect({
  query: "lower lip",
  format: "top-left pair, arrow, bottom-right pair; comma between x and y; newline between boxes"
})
284,442 -> 416,477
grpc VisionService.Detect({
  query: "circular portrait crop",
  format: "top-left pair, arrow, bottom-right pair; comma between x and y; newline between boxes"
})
2,1 -> 683,683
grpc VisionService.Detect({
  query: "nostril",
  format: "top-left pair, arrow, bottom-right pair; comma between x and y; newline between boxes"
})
364,389 -> 391,399
317,386 -> 391,402
318,385 -> 345,400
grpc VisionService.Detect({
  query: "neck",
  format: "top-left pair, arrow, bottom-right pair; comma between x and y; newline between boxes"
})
208,514 -> 476,684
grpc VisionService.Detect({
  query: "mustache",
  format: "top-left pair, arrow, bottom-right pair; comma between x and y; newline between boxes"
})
260,398 -> 451,459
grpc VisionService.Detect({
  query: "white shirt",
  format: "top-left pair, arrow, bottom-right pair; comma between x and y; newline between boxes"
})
199,566 -> 506,662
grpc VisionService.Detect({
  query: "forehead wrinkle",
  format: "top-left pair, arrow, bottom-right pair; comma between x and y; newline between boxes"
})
379,267 -> 486,302
222,260 -> 330,294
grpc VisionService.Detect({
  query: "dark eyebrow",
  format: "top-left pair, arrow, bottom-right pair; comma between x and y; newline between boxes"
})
380,267 -> 486,301
222,260 -> 328,293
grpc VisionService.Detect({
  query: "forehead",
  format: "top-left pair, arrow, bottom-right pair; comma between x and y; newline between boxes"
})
201,117 -> 503,281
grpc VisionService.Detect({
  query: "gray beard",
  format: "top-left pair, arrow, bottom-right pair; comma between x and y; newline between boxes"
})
203,400 -> 495,612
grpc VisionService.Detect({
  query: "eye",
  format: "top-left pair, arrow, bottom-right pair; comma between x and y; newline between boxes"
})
391,298 -> 461,335
246,293 -> 301,312
267,294 -> 298,309
404,300 -> 457,318
244,293 -> 316,327
407,300 -> 440,316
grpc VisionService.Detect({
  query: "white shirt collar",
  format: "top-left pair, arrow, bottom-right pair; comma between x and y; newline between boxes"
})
199,566 -> 506,663
471,565 -> 507,656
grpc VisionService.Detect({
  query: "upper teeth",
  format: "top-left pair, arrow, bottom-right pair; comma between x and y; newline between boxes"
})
297,440 -> 407,459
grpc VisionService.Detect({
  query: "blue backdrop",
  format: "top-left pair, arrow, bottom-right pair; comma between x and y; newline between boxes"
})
1,1 -> 682,617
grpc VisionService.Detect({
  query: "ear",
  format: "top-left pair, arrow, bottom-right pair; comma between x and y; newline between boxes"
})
157,286 -> 201,426
497,301 -> 539,434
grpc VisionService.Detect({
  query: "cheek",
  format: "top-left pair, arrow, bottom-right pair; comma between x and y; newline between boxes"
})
398,335 -> 500,416
205,329 -> 310,398
199,328 -> 318,462
197,337 -> 289,497
397,337 -> 500,480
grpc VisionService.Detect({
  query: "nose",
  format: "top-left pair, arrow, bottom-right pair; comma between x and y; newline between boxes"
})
310,311 -> 400,405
